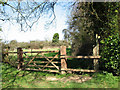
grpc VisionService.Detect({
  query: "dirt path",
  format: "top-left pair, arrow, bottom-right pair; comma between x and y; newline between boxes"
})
45,75 -> 92,83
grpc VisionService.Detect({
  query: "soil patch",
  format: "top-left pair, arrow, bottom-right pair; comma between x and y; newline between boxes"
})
45,75 -> 92,83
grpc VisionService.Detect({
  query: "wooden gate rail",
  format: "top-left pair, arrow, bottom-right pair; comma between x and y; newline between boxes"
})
61,69 -> 96,72
16,61 -> 60,63
26,56 -> 59,59
7,50 -> 59,54
25,68 -> 59,73
27,65 -> 56,68
60,56 -> 101,59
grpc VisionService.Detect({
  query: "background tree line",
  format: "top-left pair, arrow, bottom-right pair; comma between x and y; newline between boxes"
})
2,39 -> 69,51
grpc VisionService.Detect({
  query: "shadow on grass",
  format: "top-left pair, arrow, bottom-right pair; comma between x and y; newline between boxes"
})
2,62 -> 38,88
2,62 -> 58,88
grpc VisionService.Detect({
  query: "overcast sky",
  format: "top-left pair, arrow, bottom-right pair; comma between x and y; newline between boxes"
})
0,2 -> 70,42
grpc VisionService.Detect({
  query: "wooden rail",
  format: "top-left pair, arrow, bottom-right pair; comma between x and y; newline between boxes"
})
32,56 -> 59,59
61,68 -> 96,72
60,56 -> 101,59
31,61 -> 60,63
27,65 -> 56,68
6,50 -> 59,54
16,61 -> 60,63
25,68 -> 59,73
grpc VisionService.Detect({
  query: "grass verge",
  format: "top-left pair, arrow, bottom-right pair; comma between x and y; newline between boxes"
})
1,62 -> 119,88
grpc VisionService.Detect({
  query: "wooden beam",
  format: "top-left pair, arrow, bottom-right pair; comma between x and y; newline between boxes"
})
26,56 -> 59,59
60,46 -> 67,74
32,61 -> 60,63
7,50 -> 59,54
93,34 -> 99,71
23,53 -> 29,58
61,68 -> 96,72
16,61 -> 60,63
60,56 -> 101,59
28,65 -> 56,68
35,56 -> 59,59
23,50 -> 59,53
25,68 -> 59,73
17,47 -> 24,70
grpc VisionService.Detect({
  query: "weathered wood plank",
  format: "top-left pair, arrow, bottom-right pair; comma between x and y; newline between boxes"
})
23,50 -> 59,53
60,56 -> 101,59
7,50 -> 59,54
28,65 -> 56,68
61,68 -> 96,72
25,68 -> 59,73
36,56 -> 59,58
25,56 -> 59,59
93,34 -> 99,71
60,46 -> 67,74
16,61 -> 60,63
17,47 -> 24,70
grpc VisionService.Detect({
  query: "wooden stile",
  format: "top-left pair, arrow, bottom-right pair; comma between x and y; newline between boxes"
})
60,46 -> 67,74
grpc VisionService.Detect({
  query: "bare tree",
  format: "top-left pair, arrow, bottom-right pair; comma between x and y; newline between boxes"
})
0,0 -> 58,31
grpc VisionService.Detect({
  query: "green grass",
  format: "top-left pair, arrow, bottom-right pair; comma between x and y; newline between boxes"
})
2,48 -> 119,88
1,63 -> 119,88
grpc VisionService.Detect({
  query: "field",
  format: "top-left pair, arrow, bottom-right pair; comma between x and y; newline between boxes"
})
1,48 -> 120,88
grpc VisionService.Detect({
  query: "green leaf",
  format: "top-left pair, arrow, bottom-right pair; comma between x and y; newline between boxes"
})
115,10 -> 118,13
100,40 -> 104,44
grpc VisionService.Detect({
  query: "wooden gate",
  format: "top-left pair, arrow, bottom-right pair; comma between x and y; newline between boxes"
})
2,46 -> 101,74
17,47 -> 60,73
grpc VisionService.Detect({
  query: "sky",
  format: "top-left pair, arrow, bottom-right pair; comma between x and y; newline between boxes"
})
0,2 -> 70,43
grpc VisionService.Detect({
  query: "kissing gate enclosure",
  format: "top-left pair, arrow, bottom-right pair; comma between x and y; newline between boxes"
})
2,46 -> 100,74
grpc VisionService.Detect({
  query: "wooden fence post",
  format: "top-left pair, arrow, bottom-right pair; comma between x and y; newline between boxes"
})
60,46 -> 67,74
93,34 -> 99,71
17,47 -> 23,70
6,48 -> 9,62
